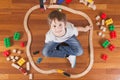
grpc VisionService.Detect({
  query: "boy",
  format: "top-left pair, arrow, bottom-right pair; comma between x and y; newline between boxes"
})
42,10 -> 91,68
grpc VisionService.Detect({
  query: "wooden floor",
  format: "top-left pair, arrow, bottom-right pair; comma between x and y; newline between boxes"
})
0,0 -> 120,80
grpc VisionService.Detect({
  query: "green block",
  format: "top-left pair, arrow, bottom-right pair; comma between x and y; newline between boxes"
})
14,32 -> 21,40
102,40 -> 110,48
4,37 -> 11,48
109,24 -> 115,31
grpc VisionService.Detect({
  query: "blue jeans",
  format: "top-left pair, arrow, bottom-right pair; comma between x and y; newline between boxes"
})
42,35 -> 83,58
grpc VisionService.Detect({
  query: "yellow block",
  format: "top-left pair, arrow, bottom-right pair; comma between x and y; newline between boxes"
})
105,18 -> 113,26
17,58 -> 26,66
57,69 -> 64,73
87,0 -> 93,3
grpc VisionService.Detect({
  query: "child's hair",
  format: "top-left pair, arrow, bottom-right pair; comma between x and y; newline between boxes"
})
48,10 -> 66,25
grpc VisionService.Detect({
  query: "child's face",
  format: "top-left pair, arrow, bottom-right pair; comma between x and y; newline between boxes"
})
50,19 -> 66,37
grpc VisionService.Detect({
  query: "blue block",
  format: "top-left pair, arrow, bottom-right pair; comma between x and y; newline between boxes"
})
36,58 -> 42,64
57,0 -> 64,4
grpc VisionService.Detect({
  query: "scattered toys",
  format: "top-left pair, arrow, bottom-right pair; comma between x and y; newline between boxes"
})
19,67 -> 28,75
11,63 -> 20,69
4,37 -> 11,48
26,62 -> 30,71
29,73 -> 33,80
14,32 -> 21,40
17,58 -> 26,66
100,13 -> 107,19
20,42 -> 25,47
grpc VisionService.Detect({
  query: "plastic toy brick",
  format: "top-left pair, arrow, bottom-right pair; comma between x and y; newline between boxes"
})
20,42 -> 25,47
3,50 -> 10,57
101,54 -> 108,61
65,0 -> 72,4
102,40 -> 110,48
110,31 -> 116,39
87,0 -> 93,3
17,58 -> 26,66
36,57 -> 42,64
109,24 -> 115,31
4,37 -> 11,48
105,18 -> 113,26
108,44 -> 115,51
14,32 -> 21,40
57,0 -> 64,4
100,13 -> 107,19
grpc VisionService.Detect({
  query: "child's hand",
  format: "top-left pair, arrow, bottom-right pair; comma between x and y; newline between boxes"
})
84,25 -> 92,32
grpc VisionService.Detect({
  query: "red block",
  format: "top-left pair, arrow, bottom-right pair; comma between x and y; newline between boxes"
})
101,13 -> 107,19
66,0 -> 72,4
108,44 -> 115,51
19,67 -> 27,75
110,31 -> 116,39
101,54 -> 108,61
3,50 -> 10,57
20,42 -> 25,47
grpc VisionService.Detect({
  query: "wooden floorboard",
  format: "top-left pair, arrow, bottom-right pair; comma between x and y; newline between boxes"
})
0,0 -> 120,80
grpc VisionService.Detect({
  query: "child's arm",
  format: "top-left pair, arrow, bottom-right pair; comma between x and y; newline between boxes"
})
76,25 -> 92,32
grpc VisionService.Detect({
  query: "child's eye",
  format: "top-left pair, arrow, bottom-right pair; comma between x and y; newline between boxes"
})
59,24 -> 62,26
54,25 -> 56,27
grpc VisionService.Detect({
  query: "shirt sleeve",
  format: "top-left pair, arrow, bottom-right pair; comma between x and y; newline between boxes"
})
45,31 -> 53,43
68,22 -> 78,36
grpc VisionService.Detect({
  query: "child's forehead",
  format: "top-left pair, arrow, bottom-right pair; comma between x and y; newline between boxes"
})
51,19 -> 64,24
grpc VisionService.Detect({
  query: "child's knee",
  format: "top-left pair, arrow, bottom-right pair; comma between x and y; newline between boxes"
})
42,49 -> 49,57
76,49 -> 83,56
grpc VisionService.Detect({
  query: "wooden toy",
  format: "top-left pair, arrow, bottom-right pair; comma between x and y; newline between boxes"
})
14,32 -> 21,40
6,57 -> 11,61
95,15 -> 100,20
29,73 -> 33,80
11,63 -> 20,69
4,37 -> 11,48
105,18 -> 113,26
26,62 -> 30,71
17,50 -> 22,54
101,19 -> 105,25
19,67 -> 27,75
17,58 -> 26,66
12,49 -> 17,53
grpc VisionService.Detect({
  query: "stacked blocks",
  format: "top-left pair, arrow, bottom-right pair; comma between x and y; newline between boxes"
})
17,58 -> 26,66
102,40 -> 110,48
14,32 -> 21,40
4,37 -> 11,48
